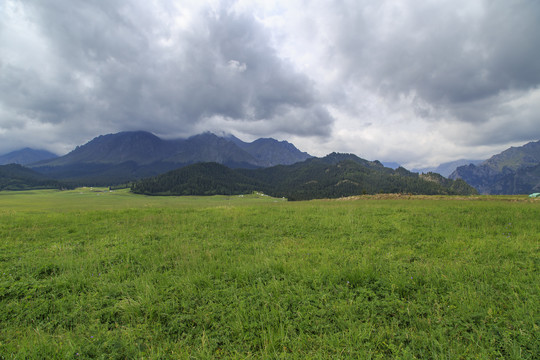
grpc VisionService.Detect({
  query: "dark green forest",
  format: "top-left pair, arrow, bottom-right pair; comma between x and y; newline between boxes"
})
0,164 -> 70,191
131,155 -> 478,200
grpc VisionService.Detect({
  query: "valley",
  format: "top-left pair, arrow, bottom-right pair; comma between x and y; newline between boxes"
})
1,132 -> 540,196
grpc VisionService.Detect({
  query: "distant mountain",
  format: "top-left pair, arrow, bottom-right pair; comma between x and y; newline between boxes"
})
0,164 -> 68,190
227,135 -> 312,167
165,133 -> 260,168
449,140 -> 540,194
131,153 -> 478,200
381,161 -> 401,170
29,131 -> 312,185
36,131 -> 168,166
0,148 -> 58,165
413,159 -> 484,178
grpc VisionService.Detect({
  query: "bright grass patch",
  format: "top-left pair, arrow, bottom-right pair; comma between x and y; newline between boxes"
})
0,189 -> 538,358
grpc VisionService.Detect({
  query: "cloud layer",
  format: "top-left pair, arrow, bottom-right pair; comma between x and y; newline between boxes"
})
1,0 -> 539,167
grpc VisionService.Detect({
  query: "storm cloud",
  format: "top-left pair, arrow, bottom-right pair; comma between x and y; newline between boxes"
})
1,0 -> 539,167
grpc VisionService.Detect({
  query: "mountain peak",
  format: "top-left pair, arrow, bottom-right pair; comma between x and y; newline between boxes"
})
188,131 -> 220,139
0,148 -> 58,165
97,130 -> 160,141
233,136 -> 312,167
320,152 -> 377,166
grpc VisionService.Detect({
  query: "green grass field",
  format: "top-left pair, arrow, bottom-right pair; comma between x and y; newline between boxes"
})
0,189 -> 538,359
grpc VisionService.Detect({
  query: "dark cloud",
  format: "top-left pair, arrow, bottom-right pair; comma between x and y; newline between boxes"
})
330,0 -> 540,119
0,0 -> 331,153
1,0 -> 538,166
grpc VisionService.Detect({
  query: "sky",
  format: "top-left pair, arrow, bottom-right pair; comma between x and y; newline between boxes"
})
1,0 -> 539,168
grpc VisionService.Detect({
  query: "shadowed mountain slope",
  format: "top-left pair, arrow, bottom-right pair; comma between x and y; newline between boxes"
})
0,148 -> 58,165
450,140 -> 540,194
29,131 -> 312,185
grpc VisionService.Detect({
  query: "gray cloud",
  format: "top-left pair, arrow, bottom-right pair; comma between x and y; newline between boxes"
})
329,0 -> 540,116
0,0 -> 330,153
0,0 -> 538,166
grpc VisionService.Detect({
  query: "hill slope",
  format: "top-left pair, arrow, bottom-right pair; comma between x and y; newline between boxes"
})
130,162 -> 265,196
0,164 -> 68,190
163,133 -> 259,168
450,140 -> 540,194
132,153 -> 478,200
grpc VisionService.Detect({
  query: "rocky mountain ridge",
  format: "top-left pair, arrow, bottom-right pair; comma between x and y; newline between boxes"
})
26,131 -> 312,184
450,140 -> 540,194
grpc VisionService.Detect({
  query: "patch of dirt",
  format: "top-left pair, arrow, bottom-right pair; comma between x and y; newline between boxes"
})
327,194 -> 535,202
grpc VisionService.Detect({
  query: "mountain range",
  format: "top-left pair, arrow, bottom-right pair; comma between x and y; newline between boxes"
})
450,140 -> 540,194
1,131 -> 539,195
26,131 -> 311,185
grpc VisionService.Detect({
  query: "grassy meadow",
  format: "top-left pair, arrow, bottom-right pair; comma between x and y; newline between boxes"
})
0,189 -> 538,359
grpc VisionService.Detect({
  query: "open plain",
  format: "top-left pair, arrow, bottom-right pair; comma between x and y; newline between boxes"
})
0,189 -> 538,358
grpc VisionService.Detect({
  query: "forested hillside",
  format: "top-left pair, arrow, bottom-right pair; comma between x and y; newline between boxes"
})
0,164 -> 69,190
131,154 -> 477,200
